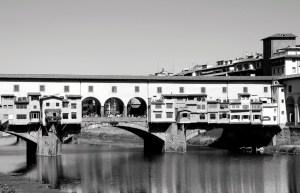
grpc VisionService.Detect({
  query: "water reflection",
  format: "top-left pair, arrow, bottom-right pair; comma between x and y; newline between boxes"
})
6,145 -> 300,193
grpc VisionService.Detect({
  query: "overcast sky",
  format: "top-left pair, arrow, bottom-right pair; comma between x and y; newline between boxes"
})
0,0 -> 300,75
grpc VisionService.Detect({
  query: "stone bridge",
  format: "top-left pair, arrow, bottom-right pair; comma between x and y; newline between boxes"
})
0,121 -> 62,157
82,117 -> 283,152
82,118 -> 187,152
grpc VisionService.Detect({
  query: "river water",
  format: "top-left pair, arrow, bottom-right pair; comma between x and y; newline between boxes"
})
0,144 -> 299,193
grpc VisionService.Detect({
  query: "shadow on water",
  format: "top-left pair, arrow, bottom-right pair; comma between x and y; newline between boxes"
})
5,144 -> 300,193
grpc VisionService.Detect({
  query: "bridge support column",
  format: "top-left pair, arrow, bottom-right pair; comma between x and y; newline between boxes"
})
123,106 -> 127,117
295,104 -> 299,126
101,106 -> 105,117
164,123 -> 186,153
37,126 -> 62,156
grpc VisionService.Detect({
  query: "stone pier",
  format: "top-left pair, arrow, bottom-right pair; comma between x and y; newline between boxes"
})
36,126 -> 62,156
164,123 -> 187,152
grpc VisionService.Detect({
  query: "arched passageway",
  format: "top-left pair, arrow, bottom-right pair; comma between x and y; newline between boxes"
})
82,97 -> 101,117
127,97 -> 147,117
286,96 -> 295,123
104,97 -> 124,117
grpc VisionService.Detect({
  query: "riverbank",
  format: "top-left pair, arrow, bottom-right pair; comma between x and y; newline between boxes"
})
0,173 -> 64,193
263,145 -> 300,155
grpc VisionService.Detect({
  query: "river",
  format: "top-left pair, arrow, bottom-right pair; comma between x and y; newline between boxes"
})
0,144 -> 299,193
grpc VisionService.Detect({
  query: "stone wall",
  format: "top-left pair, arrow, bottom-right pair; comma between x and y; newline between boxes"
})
275,127 -> 300,145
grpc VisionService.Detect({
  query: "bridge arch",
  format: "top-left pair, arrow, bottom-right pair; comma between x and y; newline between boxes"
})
286,96 -> 295,123
82,97 -> 101,117
104,97 -> 125,117
127,97 -> 147,117
113,122 -> 165,152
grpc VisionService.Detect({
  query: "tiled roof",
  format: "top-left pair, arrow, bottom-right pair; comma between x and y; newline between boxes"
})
163,94 -> 207,97
271,55 -> 300,60
279,74 -> 300,81
66,94 -> 82,99
27,92 -> 41,96
0,74 -> 276,82
1,94 -> 15,97
40,95 -> 64,101
262,33 -> 297,40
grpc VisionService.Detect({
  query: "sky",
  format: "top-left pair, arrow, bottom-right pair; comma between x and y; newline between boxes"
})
0,0 -> 300,75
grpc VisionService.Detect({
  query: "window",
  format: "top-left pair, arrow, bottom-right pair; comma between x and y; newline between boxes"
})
3,114 -> 8,119
210,113 -> 216,120
166,103 -> 173,108
222,87 -> 227,93
253,115 -> 261,120
88,86 -> 93,92
16,114 -> 27,119
62,113 -> 68,119
292,67 -> 296,73
219,113 -> 227,119
16,104 -> 27,109
179,87 -> 184,93
182,113 -> 188,118
157,87 -> 162,94
64,85 -> 69,93
30,112 -> 39,119
201,87 -> 206,94
243,87 -> 248,93
288,85 -> 292,93
166,112 -> 173,118
56,103 -> 59,107
63,102 -> 68,108
135,86 -> 140,93
155,113 -> 162,118
242,115 -> 249,120
31,96 -> 39,101
112,86 -> 117,93
202,104 -> 206,109
71,112 -> 77,119
200,113 -> 205,120
71,103 -> 77,109
242,105 -> 249,110
281,88 -> 284,92
187,96 -> 194,101
8,105 -> 13,109
40,85 -> 45,92
231,115 -> 240,120
281,111 -> 284,115
264,87 -> 268,93
155,104 -> 162,109
220,104 -> 228,109
208,103 -> 217,109
14,85 -> 19,92
273,116 -> 277,121
197,105 -> 201,109
33,105 -> 37,109
281,99 -> 284,103
46,103 -> 50,107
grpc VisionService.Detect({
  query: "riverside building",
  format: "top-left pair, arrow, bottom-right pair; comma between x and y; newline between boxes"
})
177,33 -> 299,77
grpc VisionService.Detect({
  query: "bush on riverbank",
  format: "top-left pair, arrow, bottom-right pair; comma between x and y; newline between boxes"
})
0,184 -> 15,193
264,145 -> 300,155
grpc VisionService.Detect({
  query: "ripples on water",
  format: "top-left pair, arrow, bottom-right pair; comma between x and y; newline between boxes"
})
0,144 -> 299,193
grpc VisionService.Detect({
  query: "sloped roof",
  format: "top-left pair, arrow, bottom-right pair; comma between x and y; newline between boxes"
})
262,33 -> 297,40
0,74 -> 276,82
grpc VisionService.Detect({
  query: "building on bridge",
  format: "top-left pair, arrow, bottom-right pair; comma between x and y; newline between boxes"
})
149,92 -> 279,126
0,74 -> 299,129
0,93 -> 82,128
